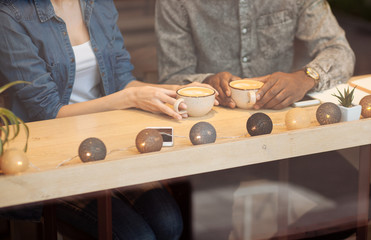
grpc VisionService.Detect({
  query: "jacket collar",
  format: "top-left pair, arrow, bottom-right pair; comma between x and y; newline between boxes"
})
33,0 -> 94,23
33,0 -> 55,22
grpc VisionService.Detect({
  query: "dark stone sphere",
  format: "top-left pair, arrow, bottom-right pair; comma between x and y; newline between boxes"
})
316,102 -> 341,125
135,129 -> 163,153
78,137 -> 107,162
246,112 -> 273,136
189,122 -> 217,145
360,95 -> 371,118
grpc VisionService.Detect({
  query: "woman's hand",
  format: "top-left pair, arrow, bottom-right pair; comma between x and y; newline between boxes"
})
203,72 -> 240,108
57,81 -> 219,119
123,85 -> 185,120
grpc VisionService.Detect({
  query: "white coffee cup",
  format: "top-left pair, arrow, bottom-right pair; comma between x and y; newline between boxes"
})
174,86 -> 216,117
229,79 -> 264,109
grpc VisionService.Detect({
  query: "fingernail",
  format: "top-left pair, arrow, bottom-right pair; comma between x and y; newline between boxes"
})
254,105 -> 260,110
256,93 -> 261,100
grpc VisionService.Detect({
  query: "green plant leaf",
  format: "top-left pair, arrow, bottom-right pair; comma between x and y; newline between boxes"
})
331,85 -> 357,107
0,107 -> 29,154
349,85 -> 357,103
0,81 -> 29,94
0,125 -> 9,156
0,108 -> 20,140
18,117 -> 29,152
0,114 -> 10,144
0,81 -> 30,156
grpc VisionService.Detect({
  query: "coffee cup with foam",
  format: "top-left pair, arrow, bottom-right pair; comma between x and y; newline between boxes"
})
229,79 -> 264,109
174,86 -> 216,117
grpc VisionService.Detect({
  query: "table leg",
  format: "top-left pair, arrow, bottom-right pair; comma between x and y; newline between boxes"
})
97,190 -> 112,240
277,159 -> 289,240
43,203 -> 57,240
356,145 -> 371,240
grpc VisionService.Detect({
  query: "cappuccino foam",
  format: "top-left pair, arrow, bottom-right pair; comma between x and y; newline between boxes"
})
178,87 -> 215,97
230,80 -> 263,90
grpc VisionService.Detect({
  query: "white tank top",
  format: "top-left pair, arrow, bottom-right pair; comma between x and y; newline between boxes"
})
69,41 -> 102,104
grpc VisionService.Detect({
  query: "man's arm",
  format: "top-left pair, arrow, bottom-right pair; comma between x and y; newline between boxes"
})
255,0 -> 355,110
155,0 -> 213,85
296,0 -> 355,91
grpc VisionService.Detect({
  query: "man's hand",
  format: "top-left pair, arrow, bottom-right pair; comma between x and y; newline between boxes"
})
253,71 -> 316,110
203,72 -> 240,108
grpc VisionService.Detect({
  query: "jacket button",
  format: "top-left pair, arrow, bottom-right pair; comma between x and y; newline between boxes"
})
242,56 -> 249,63
71,58 -> 75,63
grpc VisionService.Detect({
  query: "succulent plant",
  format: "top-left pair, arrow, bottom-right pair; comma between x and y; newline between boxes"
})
332,85 -> 357,108
0,81 -> 29,156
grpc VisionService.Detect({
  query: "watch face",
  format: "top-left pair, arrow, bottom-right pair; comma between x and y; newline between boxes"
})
306,67 -> 320,80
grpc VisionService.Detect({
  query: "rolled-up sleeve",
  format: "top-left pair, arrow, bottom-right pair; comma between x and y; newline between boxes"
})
296,0 -> 355,91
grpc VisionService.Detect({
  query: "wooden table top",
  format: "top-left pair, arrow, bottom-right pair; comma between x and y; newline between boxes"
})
1,86 -> 371,208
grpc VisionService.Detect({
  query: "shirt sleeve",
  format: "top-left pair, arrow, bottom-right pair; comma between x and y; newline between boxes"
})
0,11 -> 63,121
155,0 -> 213,84
296,0 -> 355,91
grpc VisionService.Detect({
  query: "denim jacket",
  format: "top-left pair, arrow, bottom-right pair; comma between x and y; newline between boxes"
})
0,0 -> 135,122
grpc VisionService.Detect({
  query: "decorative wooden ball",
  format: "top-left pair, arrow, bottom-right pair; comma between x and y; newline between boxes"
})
285,108 -> 311,130
1,148 -> 29,175
246,112 -> 273,136
78,137 -> 107,162
136,129 -> 163,153
360,95 -> 371,118
189,122 -> 216,145
316,102 -> 341,125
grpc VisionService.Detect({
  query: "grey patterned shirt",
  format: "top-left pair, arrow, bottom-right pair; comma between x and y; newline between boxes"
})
155,0 -> 355,92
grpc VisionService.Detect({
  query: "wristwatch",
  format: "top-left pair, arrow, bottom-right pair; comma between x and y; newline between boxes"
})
305,67 -> 320,87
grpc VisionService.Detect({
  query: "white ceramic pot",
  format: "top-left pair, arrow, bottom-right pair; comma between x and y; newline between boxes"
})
339,104 -> 362,122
